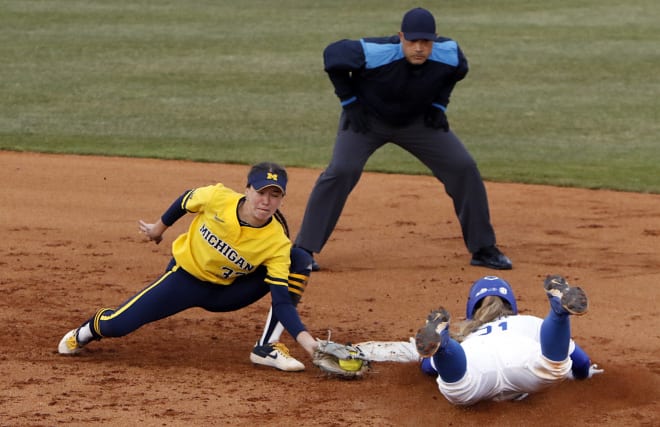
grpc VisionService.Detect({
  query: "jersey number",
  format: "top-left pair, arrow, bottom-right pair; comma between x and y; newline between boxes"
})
477,321 -> 508,336
220,267 -> 245,279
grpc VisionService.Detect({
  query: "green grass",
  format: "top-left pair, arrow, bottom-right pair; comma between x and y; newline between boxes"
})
1,0 -> 658,192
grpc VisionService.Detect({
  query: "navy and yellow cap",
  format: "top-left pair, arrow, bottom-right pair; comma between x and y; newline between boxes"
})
247,162 -> 288,194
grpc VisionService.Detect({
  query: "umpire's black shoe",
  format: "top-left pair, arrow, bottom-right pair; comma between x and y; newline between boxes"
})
470,245 -> 512,270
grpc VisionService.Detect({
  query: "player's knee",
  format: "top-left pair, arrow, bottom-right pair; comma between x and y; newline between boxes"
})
450,157 -> 478,176
290,247 -> 313,274
534,355 -> 572,381
325,162 -> 363,183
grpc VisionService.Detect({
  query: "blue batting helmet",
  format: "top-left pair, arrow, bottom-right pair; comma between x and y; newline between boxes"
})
465,276 -> 518,319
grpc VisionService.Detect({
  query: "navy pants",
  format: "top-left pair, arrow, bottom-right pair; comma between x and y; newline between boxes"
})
295,113 -> 496,254
89,249 -> 308,339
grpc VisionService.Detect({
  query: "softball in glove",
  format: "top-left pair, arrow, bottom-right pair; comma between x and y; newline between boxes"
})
313,340 -> 369,379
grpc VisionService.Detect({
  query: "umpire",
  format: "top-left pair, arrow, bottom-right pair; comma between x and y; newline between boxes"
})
295,7 -> 511,270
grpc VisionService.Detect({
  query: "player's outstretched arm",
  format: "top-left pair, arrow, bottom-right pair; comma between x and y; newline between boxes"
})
296,330 -> 319,357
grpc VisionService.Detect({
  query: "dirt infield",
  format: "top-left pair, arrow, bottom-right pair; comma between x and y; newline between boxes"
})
1,151 -> 658,426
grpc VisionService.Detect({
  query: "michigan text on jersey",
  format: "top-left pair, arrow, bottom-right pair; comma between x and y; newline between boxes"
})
199,224 -> 255,272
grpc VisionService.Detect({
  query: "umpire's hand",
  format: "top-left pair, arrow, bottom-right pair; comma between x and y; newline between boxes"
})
342,100 -> 370,133
424,106 -> 450,132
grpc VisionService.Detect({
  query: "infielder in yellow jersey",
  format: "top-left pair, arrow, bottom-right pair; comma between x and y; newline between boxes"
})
58,162 -> 319,371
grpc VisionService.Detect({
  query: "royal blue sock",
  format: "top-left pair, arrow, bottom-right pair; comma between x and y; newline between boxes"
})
540,309 -> 571,361
432,334 -> 467,383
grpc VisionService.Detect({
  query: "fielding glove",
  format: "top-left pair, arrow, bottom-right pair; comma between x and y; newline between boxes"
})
314,337 -> 370,380
313,351 -> 369,379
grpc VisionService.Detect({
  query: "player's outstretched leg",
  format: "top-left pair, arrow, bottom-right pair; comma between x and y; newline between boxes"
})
543,275 -> 588,316
541,275 -> 589,362
415,307 -> 450,358
417,307 -> 467,383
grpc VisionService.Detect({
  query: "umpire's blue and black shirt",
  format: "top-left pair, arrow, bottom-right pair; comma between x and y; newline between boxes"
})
324,35 -> 468,126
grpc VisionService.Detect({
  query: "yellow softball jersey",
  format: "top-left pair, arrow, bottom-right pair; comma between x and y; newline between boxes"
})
171,184 -> 291,286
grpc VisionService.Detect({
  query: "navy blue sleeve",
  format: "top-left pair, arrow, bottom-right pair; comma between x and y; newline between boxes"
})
160,190 -> 192,226
323,39 -> 366,101
270,284 -> 306,338
570,343 -> 592,380
324,39 -> 366,72
454,44 -> 469,80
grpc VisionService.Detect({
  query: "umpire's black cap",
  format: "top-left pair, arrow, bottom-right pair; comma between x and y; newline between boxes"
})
401,7 -> 436,41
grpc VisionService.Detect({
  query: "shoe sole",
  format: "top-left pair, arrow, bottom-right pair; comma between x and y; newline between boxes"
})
560,286 -> 588,315
415,307 -> 450,358
544,275 -> 588,315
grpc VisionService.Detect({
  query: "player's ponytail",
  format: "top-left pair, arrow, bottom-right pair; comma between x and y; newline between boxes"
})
452,296 -> 514,342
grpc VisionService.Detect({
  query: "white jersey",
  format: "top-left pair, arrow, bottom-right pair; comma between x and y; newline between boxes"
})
432,315 -> 575,405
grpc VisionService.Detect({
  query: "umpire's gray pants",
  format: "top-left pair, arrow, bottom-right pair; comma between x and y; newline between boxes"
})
294,112 -> 497,255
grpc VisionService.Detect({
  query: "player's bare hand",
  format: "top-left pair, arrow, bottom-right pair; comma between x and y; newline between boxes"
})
138,220 -> 164,244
